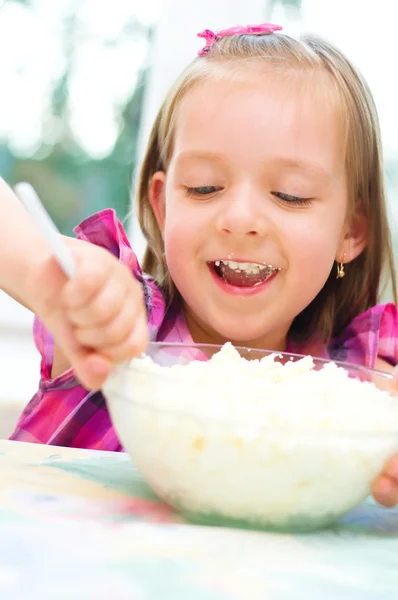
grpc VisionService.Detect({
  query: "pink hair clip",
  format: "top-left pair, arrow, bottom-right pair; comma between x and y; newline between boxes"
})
197,23 -> 282,56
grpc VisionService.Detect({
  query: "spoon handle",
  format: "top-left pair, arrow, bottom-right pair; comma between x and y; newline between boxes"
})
14,182 -> 76,279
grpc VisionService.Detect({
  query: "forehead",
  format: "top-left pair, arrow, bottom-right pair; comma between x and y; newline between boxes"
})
171,68 -> 345,177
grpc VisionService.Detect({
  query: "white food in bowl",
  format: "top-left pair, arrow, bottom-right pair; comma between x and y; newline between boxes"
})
103,343 -> 398,531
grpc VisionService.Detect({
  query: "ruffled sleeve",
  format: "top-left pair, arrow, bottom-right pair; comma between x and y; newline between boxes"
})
35,208 -> 166,384
328,303 -> 398,368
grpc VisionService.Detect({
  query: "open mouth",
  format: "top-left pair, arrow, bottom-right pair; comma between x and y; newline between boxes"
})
208,259 -> 280,288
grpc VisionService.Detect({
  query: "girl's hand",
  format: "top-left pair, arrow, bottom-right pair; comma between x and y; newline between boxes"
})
372,365 -> 398,507
29,238 -> 148,390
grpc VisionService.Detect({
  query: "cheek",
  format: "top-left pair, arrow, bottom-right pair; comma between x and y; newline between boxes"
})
294,199 -> 345,244
163,196 -> 209,253
284,212 -> 344,273
162,200 -> 205,280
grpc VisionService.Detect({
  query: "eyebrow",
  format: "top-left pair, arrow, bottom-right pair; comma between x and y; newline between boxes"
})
174,152 -> 336,181
272,158 -> 336,182
173,151 -> 225,165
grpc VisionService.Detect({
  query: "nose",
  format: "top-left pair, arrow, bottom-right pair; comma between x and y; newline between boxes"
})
215,185 -> 269,237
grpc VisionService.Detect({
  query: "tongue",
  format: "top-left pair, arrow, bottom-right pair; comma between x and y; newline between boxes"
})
219,264 -> 273,287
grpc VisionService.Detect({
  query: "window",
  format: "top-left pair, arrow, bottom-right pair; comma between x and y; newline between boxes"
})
0,0 -> 159,233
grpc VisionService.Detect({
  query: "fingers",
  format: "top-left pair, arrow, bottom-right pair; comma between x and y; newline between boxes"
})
372,475 -> 398,508
72,295 -> 137,346
64,262 -> 140,328
372,455 -> 398,508
73,305 -> 149,361
62,243 -> 119,311
99,317 -> 149,362
48,311 -> 117,389
62,257 -> 148,360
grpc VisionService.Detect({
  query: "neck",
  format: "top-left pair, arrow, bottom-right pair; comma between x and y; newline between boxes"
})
184,305 -> 289,352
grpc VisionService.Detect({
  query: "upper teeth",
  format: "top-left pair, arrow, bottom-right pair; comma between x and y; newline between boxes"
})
214,260 -> 278,275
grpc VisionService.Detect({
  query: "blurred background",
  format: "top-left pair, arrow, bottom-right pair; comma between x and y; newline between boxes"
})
1,0 -> 397,434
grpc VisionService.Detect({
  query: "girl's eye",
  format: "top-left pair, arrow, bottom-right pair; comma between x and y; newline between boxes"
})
185,186 -> 221,197
272,191 -> 313,206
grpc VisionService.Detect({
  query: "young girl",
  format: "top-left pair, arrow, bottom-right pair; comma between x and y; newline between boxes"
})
8,23 -> 398,507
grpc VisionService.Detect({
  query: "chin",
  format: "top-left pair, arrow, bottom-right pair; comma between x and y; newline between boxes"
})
209,319 -> 268,347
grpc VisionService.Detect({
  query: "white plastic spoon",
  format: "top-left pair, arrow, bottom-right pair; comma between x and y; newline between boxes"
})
14,182 -> 76,278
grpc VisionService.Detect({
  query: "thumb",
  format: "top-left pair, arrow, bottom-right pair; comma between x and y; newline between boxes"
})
73,352 -> 113,390
47,311 -> 113,390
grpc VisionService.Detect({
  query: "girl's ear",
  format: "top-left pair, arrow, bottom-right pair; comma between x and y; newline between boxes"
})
148,171 -> 166,233
336,212 -> 368,264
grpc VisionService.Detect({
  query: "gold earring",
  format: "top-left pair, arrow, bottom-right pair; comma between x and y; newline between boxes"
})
336,254 -> 346,279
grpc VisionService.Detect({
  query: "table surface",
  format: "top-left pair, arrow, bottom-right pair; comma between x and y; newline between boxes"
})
1,439 -> 398,599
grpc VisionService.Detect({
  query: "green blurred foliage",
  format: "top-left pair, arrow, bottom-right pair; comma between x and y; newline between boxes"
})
3,69 -> 147,234
0,1 -> 151,234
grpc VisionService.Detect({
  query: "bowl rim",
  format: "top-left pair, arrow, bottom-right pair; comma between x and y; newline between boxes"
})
116,341 -> 394,380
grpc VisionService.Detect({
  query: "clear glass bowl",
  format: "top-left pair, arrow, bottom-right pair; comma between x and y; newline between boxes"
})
102,342 -> 398,533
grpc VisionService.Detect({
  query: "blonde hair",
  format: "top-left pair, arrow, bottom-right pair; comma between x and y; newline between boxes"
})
137,31 -> 397,342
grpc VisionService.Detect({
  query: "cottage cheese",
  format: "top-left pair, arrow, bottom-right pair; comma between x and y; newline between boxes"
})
104,343 -> 398,530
